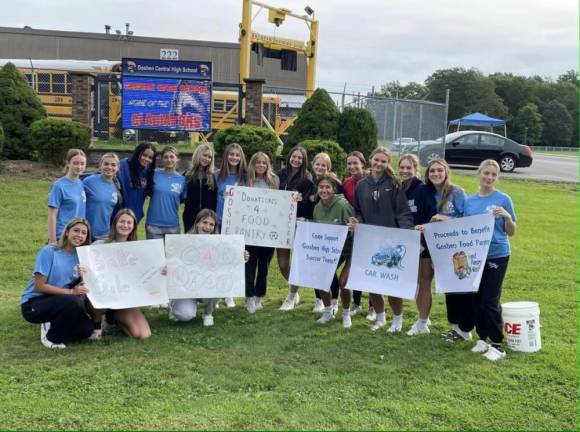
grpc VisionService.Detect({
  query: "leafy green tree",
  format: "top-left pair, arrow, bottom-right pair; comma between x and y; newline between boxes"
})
512,103 -> 543,145
213,124 -> 278,163
378,80 -> 427,99
0,63 -> 46,159
425,67 -> 508,121
540,100 -> 572,147
299,139 -> 347,177
31,119 -> 91,164
557,70 -> 579,86
284,88 -> 339,153
0,122 -> 4,155
337,107 -> 377,155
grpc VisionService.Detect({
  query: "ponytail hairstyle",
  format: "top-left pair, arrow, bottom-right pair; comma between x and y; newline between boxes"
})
219,143 -> 247,183
188,209 -> 219,234
63,148 -> 87,175
186,143 -> 215,190
128,142 -> 157,194
424,159 -> 454,212
247,152 -> 278,188
368,146 -> 400,187
107,208 -> 138,242
100,152 -> 123,206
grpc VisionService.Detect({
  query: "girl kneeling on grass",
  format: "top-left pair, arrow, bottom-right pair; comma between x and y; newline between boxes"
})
464,159 -> 517,362
313,175 -> 355,327
21,218 -> 94,349
93,209 -> 151,339
168,209 -> 250,327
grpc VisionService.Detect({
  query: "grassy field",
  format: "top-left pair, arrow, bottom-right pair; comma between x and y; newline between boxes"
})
0,170 -> 577,430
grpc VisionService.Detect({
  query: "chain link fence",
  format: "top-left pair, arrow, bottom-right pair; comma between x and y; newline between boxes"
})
364,96 -> 448,164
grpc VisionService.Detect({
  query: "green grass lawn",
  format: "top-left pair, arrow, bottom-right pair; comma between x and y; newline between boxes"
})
0,173 -> 577,430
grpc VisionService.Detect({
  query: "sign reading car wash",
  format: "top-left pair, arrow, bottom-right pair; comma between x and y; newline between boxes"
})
121,58 -> 212,132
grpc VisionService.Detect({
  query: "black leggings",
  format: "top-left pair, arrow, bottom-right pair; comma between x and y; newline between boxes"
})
245,245 -> 275,298
314,255 -> 347,300
21,295 -> 93,344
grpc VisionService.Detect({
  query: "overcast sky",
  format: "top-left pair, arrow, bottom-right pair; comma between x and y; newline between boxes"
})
3,0 -> 578,95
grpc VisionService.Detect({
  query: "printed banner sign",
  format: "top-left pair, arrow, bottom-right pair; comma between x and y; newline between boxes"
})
165,234 -> 245,299
77,239 -> 168,309
346,224 -> 421,299
288,221 -> 348,291
423,214 -> 494,293
221,186 -> 299,248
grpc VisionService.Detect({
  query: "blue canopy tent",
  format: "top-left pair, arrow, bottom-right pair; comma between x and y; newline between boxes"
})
448,112 -> 507,136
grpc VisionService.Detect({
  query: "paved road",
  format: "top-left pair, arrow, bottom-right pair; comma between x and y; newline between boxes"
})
453,154 -> 578,183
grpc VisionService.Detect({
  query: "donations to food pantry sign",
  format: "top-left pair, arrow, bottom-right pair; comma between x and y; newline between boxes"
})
289,221 -> 348,291
347,224 -> 421,299
77,239 -> 168,309
121,58 -> 212,132
165,234 -> 245,299
222,186 -> 299,248
423,214 -> 494,293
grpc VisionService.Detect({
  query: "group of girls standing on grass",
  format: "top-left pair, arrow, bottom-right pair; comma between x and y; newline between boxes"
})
22,142 -> 517,361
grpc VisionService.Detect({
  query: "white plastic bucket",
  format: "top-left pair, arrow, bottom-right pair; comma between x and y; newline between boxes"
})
502,301 -> 541,352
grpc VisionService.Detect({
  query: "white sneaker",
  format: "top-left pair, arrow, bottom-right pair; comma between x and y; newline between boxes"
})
349,304 -> 362,316
254,297 -> 263,311
225,297 -> 236,308
331,299 -> 339,315
101,315 -> 117,333
365,307 -> 377,321
279,293 -> 300,311
246,297 -> 256,314
483,345 -> 506,361
370,320 -> 386,332
312,298 -> 324,313
406,320 -> 430,336
342,312 -> 352,328
387,321 -> 403,333
88,329 -> 103,341
203,314 -> 214,327
317,310 -> 335,324
40,323 -> 66,349
472,340 -> 490,353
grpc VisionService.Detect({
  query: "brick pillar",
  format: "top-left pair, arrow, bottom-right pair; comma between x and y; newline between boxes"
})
71,73 -> 93,131
243,78 -> 265,126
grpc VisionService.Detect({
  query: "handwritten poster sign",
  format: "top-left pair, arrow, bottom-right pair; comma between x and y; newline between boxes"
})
423,214 -> 494,293
165,234 -> 245,299
289,221 -> 348,291
77,239 -> 168,309
221,186 -> 298,248
346,224 -> 421,299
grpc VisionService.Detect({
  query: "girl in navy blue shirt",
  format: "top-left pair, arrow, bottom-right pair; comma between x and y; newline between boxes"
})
464,159 -> 517,361
116,143 -> 156,224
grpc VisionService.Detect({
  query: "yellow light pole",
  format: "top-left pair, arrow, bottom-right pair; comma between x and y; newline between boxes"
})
239,0 -> 252,84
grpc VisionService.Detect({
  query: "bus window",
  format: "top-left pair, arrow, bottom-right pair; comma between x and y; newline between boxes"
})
52,73 -> 66,94
225,99 -> 237,112
66,74 -> 72,94
38,73 -> 50,93
213,99 -> 225,112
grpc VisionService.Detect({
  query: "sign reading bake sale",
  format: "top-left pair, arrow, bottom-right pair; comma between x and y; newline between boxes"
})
423,214 -> 494,293
221,186 -> 299,248
289,221 -> 348,291
77,239 -> 168,309
346,224 -> 421,299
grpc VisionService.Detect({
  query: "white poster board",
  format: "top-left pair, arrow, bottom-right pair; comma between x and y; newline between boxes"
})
165,234 -> 245,299
77,239 -> 168,309
423,214 -> 494,293
289,221 -> 348,291
221,186 -> 299,248
346,224 -> 421,299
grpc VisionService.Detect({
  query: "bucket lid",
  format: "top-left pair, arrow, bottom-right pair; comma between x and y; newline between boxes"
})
502,301 -> 539,309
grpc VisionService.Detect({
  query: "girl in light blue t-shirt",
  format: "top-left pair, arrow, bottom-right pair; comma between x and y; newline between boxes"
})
464,159 -> 517,362
48,149 -> 87,244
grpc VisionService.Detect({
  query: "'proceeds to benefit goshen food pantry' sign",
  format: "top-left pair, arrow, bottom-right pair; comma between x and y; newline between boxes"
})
221,186 -> 299,249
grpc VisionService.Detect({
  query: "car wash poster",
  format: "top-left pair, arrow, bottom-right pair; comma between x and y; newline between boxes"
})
121,58 -> 212,132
